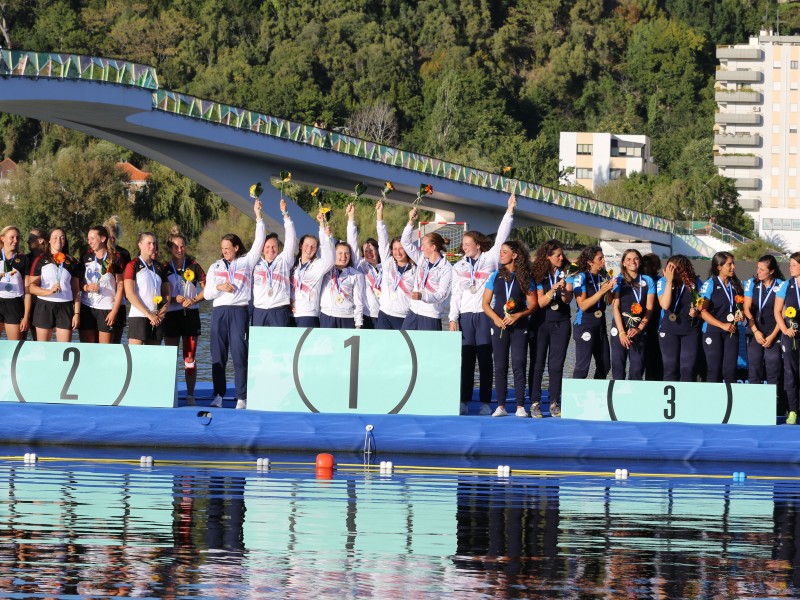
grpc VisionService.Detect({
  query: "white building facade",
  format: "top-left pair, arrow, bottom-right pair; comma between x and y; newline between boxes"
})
716,32 -> 800,249
559,132 -> 657,192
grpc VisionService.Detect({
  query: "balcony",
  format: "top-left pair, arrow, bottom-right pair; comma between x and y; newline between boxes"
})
716,47 -> 763,60
715,70 -> 762,83
714,154 -> 760,167
738,197 -> 760,211
734,177 -> 761,189
715,90 -> 762,103
714,133 -> 761,146
715,112 -> 762,125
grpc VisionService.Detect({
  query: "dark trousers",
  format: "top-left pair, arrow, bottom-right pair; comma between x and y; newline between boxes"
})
491,325 -> 528,406
572,321 -> 610,380
320,313 -> 356,328
703,330 -> 739,383
252,305 -> 292,327
659,330 -> 699,382
376,311 -> 405,330
749,335 -> 786,414
783,335 -> 800,413
611,331 -> 646,380
401,312 -> 442,331
530,320 -> 570,404
211,305 -> 250,400
295,316 -> 320,328
459,312 -> 493,404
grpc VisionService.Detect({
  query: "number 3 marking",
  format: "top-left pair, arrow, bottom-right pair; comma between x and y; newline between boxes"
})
61,347 -> 80,400
663,385 -> 675,420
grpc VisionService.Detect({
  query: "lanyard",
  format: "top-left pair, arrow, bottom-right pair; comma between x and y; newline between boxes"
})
1,249 -> 13,278
794,277 -> 800,310
171,258 -> 184,278
630,274 -> 642,305
587,272 -> 603,309
333,268 -> 346,296
421,257 -> 441,289
140,257 -> 159,291
468,255 -> 480,288
758,280 -> 775,314
672,284 -> 685,314
504,273 -> 516,301
370,263 -> 383,289
261,259 -> 275,288
548,269 -> 561,289
716,276 -> 734,313
226,258 -> 237,285
394,263 -> 411,291
297,259 -> 313,287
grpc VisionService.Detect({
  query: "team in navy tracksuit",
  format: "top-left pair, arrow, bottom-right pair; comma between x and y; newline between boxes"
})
744,256 -> 784,388
700,252 -> 744,384
775,252 -> 800,423
610,249 -> 656,381
656,255 -> 703,382
571,246 -> 615,380
530,240 -> 573,417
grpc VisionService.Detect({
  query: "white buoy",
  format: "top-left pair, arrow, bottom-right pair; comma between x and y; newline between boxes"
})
366,424 -> 374,432
614,469 -> 622,479
261,458 -> 270,470
145,456 -> 153,466
27,453 -> 37,464
502,465 -> 511,477
256,458 -> 264,467
497,465 -> 503,476
621,469 -> 628,479
23,453 -> 30,463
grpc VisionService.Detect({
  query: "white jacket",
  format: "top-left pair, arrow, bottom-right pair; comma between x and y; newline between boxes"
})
401,223 -> 453,319
377,219 -> 415,318
347,219 -> 381,318
320,266 -> 365,327
253,217 -> 298,310
204,220 -> 267,307
290,229 -> 335,317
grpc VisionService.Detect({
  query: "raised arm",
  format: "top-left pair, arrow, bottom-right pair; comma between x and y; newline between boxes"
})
346,203 -> 362,267
486,194 -> 516,262
279,198 -> 298,263
376,200 -> 391,264
401,207 -> 423,266
244,199 -> 267,267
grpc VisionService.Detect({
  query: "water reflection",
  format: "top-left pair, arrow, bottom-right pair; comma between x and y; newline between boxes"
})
0,461 -> 800,597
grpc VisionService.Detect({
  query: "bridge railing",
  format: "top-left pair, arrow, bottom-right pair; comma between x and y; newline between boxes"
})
152,89 -> 675,234
0,50 -> 158,89
674,221 -> 753,245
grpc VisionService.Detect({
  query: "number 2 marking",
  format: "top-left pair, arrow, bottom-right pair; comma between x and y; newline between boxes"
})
61,347 -> 80,400
343,336 -> 360,409
663,385 -> 675,420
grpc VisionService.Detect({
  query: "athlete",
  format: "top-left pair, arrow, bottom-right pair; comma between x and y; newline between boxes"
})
482,240 -> 537,417
204,199 -> 266,409
124,232 -> 170,346
30,228 -> 80,342
449,194 -> 516,415
290,213 -> 335,328
374,200 -> 415,330
0,226 -> 31,340
252,199 -> 296,328
401,207 -> 453,331
319,241 -> 365,328
610,249 -> 656,380
346,203 -> 381,329
78,225 -> 125,344
700,251 -> 744,383
164,227 -> 206,406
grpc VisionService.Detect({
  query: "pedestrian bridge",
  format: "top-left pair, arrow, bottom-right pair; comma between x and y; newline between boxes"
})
0,50 -> 691,252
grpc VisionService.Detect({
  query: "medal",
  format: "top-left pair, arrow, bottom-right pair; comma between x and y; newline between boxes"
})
469,285 -> 477,294
551,303 -> 558,311
593,310 -> 602,318
391,292 -> 398,300
267,288 -> 274,297
374,289 -> 382,299
726,313 -> 734,322
669,313 -> 677,322
336,294 -> 344,304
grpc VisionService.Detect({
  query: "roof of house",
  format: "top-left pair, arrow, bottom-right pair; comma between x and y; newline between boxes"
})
115,161 -> 151,182
0,157 -> 17,178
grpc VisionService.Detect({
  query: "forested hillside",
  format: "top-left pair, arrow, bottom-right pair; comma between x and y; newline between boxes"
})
0,0 -> 793,259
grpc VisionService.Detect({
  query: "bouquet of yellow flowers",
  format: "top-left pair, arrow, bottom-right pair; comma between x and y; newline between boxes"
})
786,306 -> 798,350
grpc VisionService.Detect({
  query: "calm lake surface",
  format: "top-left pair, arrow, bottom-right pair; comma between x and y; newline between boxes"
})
0,450 -> 798,598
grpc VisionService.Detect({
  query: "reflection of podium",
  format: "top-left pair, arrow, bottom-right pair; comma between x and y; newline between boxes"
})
247,327 -> 460,415
562,379 -> 775,425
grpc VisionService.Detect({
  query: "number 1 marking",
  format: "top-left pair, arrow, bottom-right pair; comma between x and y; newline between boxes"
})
61,347 -> 80,400
344,336 -> 360,409
663,385 -> 675,420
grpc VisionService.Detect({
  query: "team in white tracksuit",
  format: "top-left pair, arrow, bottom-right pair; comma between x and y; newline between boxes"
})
401,207 -> 453,331
449,195 -> 516,407
374,203 -> 416,330
319,245 -> 365,328
347,206 -> 381,328
252,199 -> 298,327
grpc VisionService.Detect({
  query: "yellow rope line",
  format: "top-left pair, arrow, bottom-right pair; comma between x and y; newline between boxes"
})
0,456 -> 796,480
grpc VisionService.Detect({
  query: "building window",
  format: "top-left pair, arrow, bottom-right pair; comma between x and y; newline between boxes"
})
609,168 -> 626,180
763,218 -> 800,230
576,144 -> 592,155
792,61 -> 799,69
763,218 -> 773,229
576,168 -> 592,179
792,127 -> 799,134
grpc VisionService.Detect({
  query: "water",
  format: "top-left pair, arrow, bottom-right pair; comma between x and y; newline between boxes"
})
1,449 -> 800,598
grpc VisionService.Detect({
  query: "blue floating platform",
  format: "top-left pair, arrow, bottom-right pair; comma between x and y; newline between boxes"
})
0,400 -> 798,464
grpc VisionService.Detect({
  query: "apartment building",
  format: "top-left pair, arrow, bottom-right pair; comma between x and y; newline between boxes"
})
559,132 -> 658,193
716,31 -> 800,248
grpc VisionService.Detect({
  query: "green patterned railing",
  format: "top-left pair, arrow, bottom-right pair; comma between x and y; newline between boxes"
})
0,50 -> 158,89
152,89 -> 675,234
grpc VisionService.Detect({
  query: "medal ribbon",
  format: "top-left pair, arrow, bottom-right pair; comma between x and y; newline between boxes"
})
140,257 -> 159,295
631,274 -> 643,306
468,255 -> 480,289
421,257 -> 441,289
717,276 -> 734,314
588,272 -> 604,310
394,264 -> 411,292
371,263 -> 383,290
672,284 -> 685,314
333,268 -> 345,297
1,249 -> 14,281
504,274 -> 515,304
758,280 -> 775,316
261,259 -> 275,289
296,259 -> 313,289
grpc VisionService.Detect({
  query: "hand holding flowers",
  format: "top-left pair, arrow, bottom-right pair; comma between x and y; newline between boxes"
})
499,298 -> 517,338
786,306 -> 798,350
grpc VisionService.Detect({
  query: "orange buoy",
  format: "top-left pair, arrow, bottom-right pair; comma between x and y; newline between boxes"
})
316,453 -> 334,469
315,467 -> 334,480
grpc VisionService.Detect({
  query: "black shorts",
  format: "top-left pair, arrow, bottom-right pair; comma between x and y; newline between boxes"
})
128,316 -> 164,343
0,296 -> 24,325
33,300 -> 73,330
163,309 -> 201,339
78,306 -> 114,333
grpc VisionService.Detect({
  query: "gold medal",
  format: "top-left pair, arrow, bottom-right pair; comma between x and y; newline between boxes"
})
374,289 -> 382,299
336,294 -> 344,304
391,292 -> 398,300
668,313 -> 677,322
593,310 -> 602,318
267,288 -> 274,297
551,303 -> 558,311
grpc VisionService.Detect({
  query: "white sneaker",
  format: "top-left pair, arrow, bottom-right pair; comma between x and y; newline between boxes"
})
210,395 -> 223,408
492,406 -> 508,417
460,402 -> 468,415
479,404 -> 492,416
515,406 -> 528,418
235,399 -> 247,410
186,395 -> 196,406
